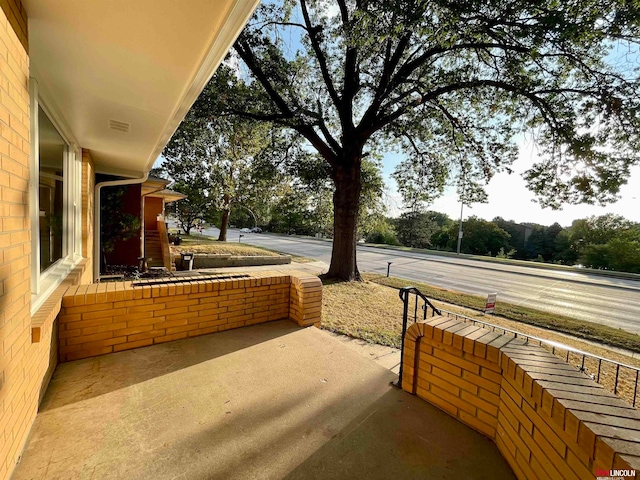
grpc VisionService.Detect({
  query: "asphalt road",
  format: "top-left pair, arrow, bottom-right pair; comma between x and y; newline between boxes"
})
204,227 -> 640,336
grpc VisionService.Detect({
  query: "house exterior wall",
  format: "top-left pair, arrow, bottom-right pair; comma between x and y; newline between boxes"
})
144,196 -> 163,230
0,0 -> 27,52
0,1 -> 32,477
81,149 -> 95,283
1,5 -> 95,478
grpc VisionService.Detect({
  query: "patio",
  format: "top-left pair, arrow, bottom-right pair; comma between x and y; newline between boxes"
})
13,320 -> 515,479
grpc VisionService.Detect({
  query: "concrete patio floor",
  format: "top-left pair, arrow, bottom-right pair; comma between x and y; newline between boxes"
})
13,321 -> 515,480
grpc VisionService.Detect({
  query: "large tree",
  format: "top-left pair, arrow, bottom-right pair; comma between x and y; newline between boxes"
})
163,97 -> 281,240
196,0 -> 640,280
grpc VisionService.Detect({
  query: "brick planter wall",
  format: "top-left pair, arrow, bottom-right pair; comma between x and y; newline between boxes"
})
182,254 -> 291,269
402,318 -> 640,480
57,271 -> 322,362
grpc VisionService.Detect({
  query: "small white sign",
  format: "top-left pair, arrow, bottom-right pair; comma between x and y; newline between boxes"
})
485,293 -> 497,314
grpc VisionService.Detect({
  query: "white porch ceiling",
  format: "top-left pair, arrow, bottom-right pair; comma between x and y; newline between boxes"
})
23,0 -> 259,177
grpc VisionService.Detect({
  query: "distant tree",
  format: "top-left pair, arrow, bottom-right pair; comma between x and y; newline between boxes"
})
162,148 -> 215,235
457,216 -> 511,256
148,166 -> 167,179
193,0 -> 640,280
362,216 -> 400,245
569,214 -> 639,245
395,211 -> 452,249
431,229 -> 455,251
168,177 -> 216,235
268,184 -> 333,235
163,95 -> 279,240
552,229 -> 580,265
565,214 -> 640,272
524,222 -> 564,261
581,239 -> 640,273
394,211 -> 435,248
492,217 -> 527,259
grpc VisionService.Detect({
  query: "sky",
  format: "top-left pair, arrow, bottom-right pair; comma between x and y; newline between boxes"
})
380,145 -> 640,227
163,5 -> 640,229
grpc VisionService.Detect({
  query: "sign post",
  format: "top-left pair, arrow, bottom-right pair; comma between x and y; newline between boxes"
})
484,293 -> 497,314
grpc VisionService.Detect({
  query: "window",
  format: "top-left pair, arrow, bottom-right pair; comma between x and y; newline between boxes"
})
38,106 -> 65,271
30,79 -> 83,311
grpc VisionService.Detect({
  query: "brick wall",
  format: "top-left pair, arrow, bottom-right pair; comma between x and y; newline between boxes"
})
289,272 -> 322,327
0,1 -> 31,477
81,149 -> 95,283
58,271 -> 322,362
0,0 -> 26,52
402,318 -> 640,479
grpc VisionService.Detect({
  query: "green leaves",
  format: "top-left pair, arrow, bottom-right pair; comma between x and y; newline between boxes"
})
100,187 -> 141,255
170,0 -> 640,276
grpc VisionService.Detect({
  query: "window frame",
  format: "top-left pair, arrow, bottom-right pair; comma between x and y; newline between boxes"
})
29,78 -> 83,313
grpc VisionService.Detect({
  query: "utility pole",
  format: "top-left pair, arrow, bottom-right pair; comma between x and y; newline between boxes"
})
457,200 -> 464,255
457,174 -> 466,255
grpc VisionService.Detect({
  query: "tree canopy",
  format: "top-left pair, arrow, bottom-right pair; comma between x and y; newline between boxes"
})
181,0 -> 640,280
162,70 -> 283,238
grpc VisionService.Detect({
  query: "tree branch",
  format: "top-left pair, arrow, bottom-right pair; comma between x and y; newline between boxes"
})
234,38 -> 295,119
371,79 -> 568,135
300,0 -> 341,109
337,0 -> 358,135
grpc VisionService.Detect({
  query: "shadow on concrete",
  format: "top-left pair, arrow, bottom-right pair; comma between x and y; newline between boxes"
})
40,320 -> 300,411
282,388 -> 514,480
168,384 -> 514,480
15,321 -> 515,480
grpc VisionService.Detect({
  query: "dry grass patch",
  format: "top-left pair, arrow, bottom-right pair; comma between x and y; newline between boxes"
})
321,280 -> 403,347
321,277 -> 640,405
170,233 -> 313,262
365,273 -> 640,354
171,243 -> 280,256
170,234 -> 280,256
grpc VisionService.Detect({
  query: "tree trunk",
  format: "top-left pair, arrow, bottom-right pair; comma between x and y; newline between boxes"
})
218,192 -> 232,242
218,207 -> 230,241
327,161 -> 362,281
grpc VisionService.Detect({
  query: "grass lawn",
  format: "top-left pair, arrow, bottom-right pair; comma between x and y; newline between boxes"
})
363,273 -> 640,354
171,233 -> 276,254
321,276 -> 640,404
169,233 -> 314,262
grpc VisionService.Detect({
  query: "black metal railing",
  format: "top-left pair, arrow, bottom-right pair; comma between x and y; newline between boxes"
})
397,286 -> 640,407
396,287 -> 442,389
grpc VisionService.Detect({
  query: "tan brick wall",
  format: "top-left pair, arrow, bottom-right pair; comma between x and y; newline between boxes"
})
81,149 -> 95,283
58,271 -> 323,362
402,318 -> 640,480
0,2 -> 31,477
0,0 -> 27,52
289,272 -> 322,327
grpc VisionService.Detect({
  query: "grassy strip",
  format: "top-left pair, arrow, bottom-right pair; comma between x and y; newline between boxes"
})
321,279 -> 405,348
171,234 -> 280,256
241,244 -> 316,263
170,233 -> 315,263
362,242 -> 640,281
363,273 -> 640,353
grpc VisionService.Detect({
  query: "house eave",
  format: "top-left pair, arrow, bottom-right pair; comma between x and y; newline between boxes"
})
23,0 -> 260,175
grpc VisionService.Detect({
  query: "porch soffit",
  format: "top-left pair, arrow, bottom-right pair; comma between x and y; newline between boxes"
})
22,0 -> 259,177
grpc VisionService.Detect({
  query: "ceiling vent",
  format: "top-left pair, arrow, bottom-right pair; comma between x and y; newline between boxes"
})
109,119 -> 130,133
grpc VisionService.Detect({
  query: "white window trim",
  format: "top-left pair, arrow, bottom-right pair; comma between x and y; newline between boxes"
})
30,78 -> 83,314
